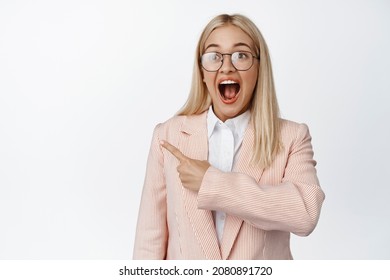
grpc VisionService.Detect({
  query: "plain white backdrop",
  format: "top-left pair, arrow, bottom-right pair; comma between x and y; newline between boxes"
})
0,0 -> 389,259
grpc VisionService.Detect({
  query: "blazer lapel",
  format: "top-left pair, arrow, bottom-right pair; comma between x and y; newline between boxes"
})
220,122 -> 264,259
179,111 -> 222,260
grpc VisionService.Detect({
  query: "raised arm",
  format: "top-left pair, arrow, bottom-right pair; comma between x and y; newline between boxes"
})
197,123 -> 325,236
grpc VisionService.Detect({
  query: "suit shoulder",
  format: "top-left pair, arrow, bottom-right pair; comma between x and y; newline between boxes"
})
279,118 -> 311,143
152,115 -> 186,136
158,115 -> 186,129
154,111 -> 207,136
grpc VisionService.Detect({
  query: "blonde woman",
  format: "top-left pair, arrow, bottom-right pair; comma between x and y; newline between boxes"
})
133,14 -> 325,260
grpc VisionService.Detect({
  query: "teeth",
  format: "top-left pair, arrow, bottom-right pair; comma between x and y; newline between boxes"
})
220,80 -> 237,85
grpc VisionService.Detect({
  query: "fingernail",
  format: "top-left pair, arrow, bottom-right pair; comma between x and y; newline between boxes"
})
159,140 -> 165,145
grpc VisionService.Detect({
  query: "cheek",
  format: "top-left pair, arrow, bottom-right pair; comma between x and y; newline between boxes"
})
202,74 -> 216,91
244,71 -> 258,92
202,70 -> 208,83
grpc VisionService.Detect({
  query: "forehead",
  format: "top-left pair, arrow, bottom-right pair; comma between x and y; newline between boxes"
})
204,24 -> 255,51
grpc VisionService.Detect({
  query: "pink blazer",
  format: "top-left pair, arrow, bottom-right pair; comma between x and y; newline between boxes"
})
133,110 -> 325,260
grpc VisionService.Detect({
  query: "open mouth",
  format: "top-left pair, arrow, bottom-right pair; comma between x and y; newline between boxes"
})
218,80 -> 240,104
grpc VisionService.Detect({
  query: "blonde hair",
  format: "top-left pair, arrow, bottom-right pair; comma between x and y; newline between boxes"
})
178,14 -> 281,168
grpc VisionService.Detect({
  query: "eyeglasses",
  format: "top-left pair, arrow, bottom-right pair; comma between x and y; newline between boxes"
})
201,51 -> 259,72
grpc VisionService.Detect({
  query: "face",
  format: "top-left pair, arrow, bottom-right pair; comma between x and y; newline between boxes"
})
202,24 -> 258,122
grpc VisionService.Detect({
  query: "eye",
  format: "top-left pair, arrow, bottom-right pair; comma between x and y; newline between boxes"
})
236,52 -> 249,60
207,52 -> 221,62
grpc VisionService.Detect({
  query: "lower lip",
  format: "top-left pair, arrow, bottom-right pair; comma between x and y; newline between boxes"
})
220,91 -> 240,104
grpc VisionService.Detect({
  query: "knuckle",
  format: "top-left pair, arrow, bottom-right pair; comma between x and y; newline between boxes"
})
177,165 -> 185,173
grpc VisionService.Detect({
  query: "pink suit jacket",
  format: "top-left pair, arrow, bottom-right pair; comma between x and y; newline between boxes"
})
133,110 -> 325,260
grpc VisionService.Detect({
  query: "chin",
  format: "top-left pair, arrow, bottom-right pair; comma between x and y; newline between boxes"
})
214,103 -> 246,120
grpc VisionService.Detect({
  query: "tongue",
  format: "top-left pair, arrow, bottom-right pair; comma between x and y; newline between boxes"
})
224,84 -> 237,99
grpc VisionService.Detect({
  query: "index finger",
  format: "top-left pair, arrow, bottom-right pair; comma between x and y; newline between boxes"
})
160,140 -> 186,162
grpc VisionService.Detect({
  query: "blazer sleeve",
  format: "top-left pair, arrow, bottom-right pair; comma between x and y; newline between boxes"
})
133,124 -> 168,259
197,123 -> 325,236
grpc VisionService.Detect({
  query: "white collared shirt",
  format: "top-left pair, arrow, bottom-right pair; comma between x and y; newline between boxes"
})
206,106 -> 251,244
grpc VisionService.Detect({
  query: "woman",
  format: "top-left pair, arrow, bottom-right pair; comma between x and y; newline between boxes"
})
133,14 -> 325,260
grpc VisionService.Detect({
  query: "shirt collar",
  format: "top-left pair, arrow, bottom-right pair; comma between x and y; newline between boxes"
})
207,106 -> 251,139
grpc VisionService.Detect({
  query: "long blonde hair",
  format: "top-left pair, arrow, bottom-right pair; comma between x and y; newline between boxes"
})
178,14 -> 281,168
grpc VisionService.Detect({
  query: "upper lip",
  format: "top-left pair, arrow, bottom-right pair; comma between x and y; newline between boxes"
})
218,77 -> 240,85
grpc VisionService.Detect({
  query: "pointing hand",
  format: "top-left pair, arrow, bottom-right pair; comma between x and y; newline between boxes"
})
160,140 -> 210,192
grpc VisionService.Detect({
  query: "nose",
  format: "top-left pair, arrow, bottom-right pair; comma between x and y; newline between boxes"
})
219,54 -> 236,73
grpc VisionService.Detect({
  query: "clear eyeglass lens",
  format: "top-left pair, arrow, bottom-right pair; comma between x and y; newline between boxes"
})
201,51 -> 254,71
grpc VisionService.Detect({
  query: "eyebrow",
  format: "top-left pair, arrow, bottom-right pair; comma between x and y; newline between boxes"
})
204,42 -> 253,52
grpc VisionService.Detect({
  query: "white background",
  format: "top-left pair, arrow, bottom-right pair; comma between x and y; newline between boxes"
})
0,0 -> 389,259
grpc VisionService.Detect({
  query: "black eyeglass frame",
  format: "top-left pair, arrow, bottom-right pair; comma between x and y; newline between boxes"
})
200,51 -> 260,72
